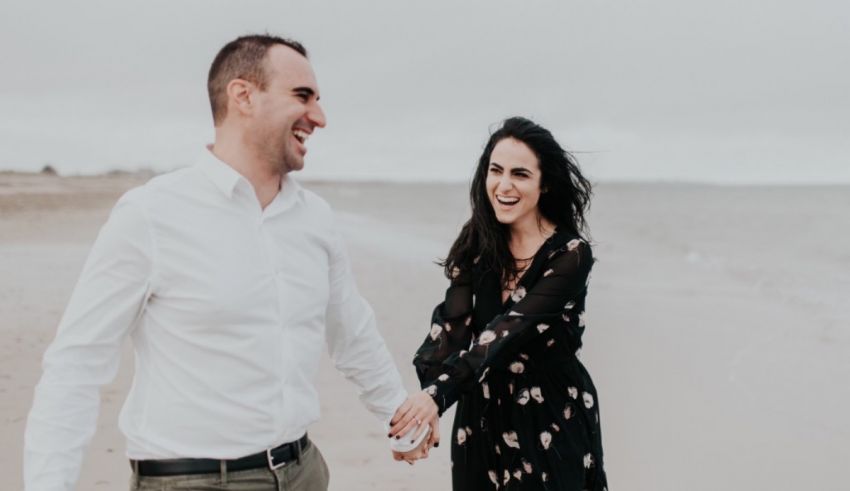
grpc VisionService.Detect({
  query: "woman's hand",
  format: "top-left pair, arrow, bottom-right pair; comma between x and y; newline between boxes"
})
389,391 -> 439,442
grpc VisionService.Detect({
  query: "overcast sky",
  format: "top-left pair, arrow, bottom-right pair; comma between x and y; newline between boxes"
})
1,0 -> 847,183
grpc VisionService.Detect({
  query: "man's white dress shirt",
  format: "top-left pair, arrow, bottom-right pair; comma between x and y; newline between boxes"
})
24,149 -> 415,490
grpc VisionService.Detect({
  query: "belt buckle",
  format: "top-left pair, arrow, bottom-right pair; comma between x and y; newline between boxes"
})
266,448 -> 287,470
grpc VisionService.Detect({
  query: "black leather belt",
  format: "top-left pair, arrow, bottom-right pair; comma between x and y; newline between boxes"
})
131,434 -> 309,476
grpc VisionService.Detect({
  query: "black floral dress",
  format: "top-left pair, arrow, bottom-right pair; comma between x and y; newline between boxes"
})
414,231 -> 608,490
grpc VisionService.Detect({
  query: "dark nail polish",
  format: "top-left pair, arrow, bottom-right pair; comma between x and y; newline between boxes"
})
387,433 -> 392,438
434,442 -> 440,448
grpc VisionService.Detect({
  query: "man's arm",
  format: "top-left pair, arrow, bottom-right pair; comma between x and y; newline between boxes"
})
323,224 -> 407,419
323,224 -> 440,451
24,193 -> 154,491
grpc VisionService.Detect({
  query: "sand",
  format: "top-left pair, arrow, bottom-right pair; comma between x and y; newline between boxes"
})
1,172 -> 848,490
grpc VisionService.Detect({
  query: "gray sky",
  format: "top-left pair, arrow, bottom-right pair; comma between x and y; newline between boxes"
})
1,0 -> 848,183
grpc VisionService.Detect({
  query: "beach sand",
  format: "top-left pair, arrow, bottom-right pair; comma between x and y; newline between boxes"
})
1,172 -> 848,490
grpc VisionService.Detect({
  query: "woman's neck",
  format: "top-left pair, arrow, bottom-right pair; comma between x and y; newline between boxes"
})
508,215 -> 555,258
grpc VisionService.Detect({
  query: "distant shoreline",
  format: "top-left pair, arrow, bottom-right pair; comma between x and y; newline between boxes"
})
2,169 -> 849,189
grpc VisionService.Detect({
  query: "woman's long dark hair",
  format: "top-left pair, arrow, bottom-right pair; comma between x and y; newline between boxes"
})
442,117 -> 592,287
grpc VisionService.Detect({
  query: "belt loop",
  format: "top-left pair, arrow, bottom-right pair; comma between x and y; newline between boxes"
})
132,460 -> 140,488
296,438 -> 303,465
220,460 -> 228,485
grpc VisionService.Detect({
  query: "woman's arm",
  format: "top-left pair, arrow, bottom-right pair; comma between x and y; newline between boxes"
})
423,239 -> 593,414
412,267 -> 475,389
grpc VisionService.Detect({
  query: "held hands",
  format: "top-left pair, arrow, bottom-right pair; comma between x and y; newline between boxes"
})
392,434 -> 432,464
388,391 -> 440,464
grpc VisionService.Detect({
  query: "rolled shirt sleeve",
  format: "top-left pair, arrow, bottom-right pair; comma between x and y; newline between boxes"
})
24,192 -> 154,491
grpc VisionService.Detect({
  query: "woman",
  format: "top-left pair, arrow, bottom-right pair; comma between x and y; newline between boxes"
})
399,117 -> 607,490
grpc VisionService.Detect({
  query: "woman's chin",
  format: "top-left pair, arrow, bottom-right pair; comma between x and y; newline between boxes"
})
494,214 -> 515,225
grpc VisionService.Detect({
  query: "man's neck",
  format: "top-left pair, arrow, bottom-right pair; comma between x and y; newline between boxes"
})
210,136 -> 282,210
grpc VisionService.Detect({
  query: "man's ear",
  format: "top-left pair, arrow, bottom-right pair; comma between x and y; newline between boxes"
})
226,78 -> 255,117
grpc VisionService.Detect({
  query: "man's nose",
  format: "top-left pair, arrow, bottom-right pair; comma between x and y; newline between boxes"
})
309,102 -> 327,129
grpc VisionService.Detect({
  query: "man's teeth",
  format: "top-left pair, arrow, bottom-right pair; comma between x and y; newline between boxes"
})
293,130 -> 309,144
496,195 -> 520,205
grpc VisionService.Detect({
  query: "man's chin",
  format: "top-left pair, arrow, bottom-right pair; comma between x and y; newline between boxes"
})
278,156 -> 304,174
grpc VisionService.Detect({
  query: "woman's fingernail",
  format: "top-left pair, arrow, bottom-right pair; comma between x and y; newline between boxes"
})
434,442 -> 440,448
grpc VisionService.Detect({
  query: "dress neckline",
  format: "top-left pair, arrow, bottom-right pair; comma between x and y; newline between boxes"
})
500,228 -> 562,308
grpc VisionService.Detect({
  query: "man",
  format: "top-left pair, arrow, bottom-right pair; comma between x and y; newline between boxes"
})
24,34 -> 437,491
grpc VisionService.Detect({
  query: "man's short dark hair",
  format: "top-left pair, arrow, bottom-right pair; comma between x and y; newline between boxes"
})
207,34 -> 308,125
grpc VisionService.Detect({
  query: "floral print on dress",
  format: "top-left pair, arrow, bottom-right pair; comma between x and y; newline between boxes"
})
478,330 -> 496,345
583,391 -> 595,409
516,388 -> 530,405
457,428 -> 468,445
510,286 -> 527,302
539,431 -> 552,449
564,403 -> 575,420
488,470 -> 499,488
530,386 -> 544,403
502,431 -> 520,449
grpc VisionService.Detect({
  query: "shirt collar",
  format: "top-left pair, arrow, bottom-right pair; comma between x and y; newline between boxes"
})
195,146 -> 305,206
196,146 -> 244,199
270,172 -> 304,214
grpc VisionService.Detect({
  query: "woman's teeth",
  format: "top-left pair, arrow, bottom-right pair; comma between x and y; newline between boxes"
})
496,195 -> 520,205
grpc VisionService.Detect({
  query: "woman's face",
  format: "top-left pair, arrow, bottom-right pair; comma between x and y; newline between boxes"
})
485,137 -> 544,229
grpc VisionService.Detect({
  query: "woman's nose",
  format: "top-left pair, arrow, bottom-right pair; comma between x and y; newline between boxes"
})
496,175 -> 513,192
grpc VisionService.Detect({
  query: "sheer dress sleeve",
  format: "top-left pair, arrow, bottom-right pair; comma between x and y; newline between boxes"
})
413,266 -> 474,400
416,239 -> 593,415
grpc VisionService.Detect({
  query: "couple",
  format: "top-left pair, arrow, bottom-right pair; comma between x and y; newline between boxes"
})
24,34 -> 607,491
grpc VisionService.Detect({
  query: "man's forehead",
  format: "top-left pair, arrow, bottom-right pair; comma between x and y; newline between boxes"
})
266,45 -> 317,86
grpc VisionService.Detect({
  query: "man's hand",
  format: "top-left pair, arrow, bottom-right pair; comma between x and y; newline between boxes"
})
388,391 -> 439,442
391,433 -> 431,464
